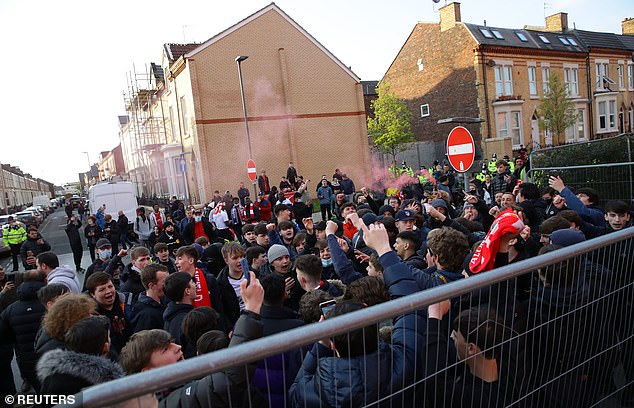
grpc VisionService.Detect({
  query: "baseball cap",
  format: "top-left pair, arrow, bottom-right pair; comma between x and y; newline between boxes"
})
361,213 -> 379,226
395,210 -> 415,222
96,238 -> 112,249
550,229 -> 586,247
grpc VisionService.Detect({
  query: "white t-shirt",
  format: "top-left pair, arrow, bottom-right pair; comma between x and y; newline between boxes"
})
212,209 -> 229,229
227,275 -> 245,310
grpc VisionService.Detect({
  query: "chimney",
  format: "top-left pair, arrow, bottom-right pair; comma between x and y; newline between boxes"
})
545,12 -> 568,32
439,2 -> 461,32
623,18 -> 634,35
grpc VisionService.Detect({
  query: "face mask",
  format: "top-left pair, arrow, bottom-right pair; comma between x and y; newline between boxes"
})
194,216 -> 202,222
99,249 -> 112,260
321,258 -> 333,267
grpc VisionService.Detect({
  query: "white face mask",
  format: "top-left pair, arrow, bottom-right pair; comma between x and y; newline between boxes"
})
194,216 -> 202,222
321,258 -> 333,267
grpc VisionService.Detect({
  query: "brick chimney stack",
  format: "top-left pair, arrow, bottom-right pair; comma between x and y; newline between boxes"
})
439,2 -> 461,32
545,12 -> 568,32
623,18 -> 634,35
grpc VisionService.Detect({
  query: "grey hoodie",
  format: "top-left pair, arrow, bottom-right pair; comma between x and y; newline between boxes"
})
47,265 -> 81,293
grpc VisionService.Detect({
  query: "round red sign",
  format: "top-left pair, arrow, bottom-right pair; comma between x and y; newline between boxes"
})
446,126 -> 475,173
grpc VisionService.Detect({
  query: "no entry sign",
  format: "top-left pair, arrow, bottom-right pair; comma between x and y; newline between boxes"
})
247,159 -> 257,181
446,126 -> 475,173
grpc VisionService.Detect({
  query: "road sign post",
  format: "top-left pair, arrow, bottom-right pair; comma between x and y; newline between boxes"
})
247,159 -> 257,198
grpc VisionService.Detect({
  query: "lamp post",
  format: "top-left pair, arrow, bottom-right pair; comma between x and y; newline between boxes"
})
235,55 -> 257,199
82,151 -> 91,193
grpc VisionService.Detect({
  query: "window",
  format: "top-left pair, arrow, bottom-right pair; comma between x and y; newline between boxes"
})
480,28 -> 493,39
496,112 -> 508,138
538,35 -> 550,44
565,109 -> 586,142
542,67 -> 550,94
417,58 -> 423,71
494,64 -> 513,96
618,64 -> 624,88
597,98 -> 618,132
558,37 -> 570,46
515,32 -> 528,42
629,64 -> 634,89
492,30 -> 504,39
420,104 -> 430,117
564,67 -> 578,96
496,110 -> 523,146
596,62 -> 611,89
528,66 -> 537,96
180,96 -> 189,137
567,37 -> 578,46
169,107 -> 178,142
598,101 -> 607,129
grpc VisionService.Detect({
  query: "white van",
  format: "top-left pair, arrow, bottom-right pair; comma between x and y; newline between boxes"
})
88,182 -> 138,224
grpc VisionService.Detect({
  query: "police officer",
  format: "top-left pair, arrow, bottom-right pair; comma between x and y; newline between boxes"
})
2,216 -> 27,271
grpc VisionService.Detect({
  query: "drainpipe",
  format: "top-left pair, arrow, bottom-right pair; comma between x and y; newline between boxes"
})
586,53 -> 594,137
481,47 -> 493,143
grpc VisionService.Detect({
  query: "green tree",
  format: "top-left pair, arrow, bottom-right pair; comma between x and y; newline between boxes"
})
367,82 -> 414,173
538,72 -> 578,146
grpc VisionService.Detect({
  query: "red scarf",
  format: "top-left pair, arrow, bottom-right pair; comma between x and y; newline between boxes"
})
469,209 -> 524,274
154,211 -> 163,229
193,268 -> 212,307
194,221 -> 208,240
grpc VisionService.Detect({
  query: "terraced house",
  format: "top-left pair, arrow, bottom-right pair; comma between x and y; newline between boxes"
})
383,1 -> 634,161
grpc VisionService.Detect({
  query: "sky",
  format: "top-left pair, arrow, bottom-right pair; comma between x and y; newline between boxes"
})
0,0 -> 632,185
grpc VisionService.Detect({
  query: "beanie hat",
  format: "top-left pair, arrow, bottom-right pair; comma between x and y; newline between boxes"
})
469,208 -> 525,274
378,205 -> 395,217
267,244 -> 290,264
550,228 -> 586,247
431,199 -> 448,210
361,213 -> 379,226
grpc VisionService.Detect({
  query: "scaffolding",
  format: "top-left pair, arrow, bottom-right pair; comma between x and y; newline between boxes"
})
121,63 -> 169,199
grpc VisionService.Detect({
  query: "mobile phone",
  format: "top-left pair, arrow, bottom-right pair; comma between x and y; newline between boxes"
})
319,299 -> 337,319
240,258 -> 250,285
7,273 -> 16,284
423,202 -> 432,211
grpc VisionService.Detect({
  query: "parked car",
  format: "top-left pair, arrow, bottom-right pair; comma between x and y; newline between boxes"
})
14,211 -> 40,227
25,206 -> 48,218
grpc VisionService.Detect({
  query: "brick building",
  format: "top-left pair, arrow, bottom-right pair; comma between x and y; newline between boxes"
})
120,3 -> 371,202
383,2 -> 634,165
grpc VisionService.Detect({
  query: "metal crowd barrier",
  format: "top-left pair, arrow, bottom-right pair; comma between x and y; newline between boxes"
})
67,227 -> 634,408
528,162 -> 634,205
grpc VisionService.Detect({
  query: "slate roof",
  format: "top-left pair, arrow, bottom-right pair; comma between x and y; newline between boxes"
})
574,29 -> 634,51
465,23 -> 586,53
164,43 -> 200,62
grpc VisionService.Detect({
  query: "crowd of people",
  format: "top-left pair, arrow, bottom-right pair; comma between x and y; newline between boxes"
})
0,158 -> 633,408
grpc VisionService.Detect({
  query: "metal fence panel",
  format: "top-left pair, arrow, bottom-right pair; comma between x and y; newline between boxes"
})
67,228 -> 634,408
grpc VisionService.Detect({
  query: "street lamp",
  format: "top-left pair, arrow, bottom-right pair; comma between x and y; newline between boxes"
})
235,55 -> 257,199
82,151 -> 91,192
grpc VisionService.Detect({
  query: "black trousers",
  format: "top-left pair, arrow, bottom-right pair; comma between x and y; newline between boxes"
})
9,243 -> 21,271
71,245 -> 83,269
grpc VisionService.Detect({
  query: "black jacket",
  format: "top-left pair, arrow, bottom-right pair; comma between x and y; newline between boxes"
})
216,266 -> 242,328
131,293 -> 166,333
83,224 -> 102,246
159,313 -> 264,408
83,254 -> 125,292
120,264 -> 145,298
163,302 -> 195,358
0,281 -> 46,390
20,235 -> 51,269
37,349 -> 124,399
158,231 -> 183,254
97,298 -> 132,355
183,219 -> 217,245
65,220 -> 83,250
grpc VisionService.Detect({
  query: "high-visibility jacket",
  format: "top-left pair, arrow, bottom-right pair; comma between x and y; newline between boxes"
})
3,225 -> 26,246
487,160 -> 498,173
